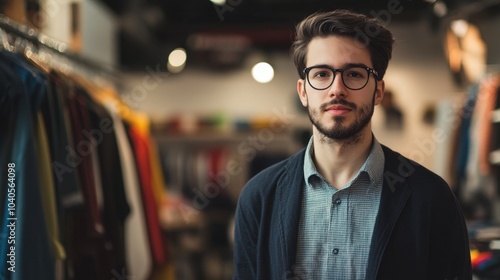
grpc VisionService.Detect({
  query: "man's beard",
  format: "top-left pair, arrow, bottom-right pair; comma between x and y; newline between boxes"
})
307,97 -> 374,144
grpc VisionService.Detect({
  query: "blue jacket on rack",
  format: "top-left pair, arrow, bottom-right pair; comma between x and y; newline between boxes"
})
233,145 -> 472,280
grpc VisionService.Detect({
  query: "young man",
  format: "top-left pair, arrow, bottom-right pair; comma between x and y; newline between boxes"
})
233,10 -> 472,280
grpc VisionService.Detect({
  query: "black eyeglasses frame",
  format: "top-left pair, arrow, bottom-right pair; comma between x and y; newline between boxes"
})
303,65 -> 379,91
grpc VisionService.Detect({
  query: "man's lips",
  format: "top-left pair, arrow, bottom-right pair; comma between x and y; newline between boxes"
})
325,104 -> 352,115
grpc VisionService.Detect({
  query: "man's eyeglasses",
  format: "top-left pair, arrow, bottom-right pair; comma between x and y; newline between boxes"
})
303,65 -> 379,91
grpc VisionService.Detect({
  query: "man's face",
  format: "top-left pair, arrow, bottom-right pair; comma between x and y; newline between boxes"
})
297,35 -> 385,142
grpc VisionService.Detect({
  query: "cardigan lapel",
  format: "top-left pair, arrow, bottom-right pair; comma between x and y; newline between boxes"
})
365,146 -> 412,279
275,150 -> 306,277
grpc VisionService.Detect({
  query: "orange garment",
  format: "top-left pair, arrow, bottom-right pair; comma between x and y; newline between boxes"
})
477,76 -> 500,175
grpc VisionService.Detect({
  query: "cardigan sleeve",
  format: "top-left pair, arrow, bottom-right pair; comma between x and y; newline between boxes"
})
233,185 -> 261,280
426,178 -> 472,280
450,196 -> 473,279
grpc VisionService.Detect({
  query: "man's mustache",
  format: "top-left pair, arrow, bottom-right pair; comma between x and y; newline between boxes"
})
320,99 -> 357,111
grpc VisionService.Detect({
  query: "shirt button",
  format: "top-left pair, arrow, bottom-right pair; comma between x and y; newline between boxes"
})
334,199 -> 341,205
332,248 -> 339,254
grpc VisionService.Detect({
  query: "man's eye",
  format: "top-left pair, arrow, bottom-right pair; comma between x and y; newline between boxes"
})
346,70 -> 365,78
312,70 -> 331,78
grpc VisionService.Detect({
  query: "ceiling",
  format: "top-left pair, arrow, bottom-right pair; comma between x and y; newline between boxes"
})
95,0 -> 496,70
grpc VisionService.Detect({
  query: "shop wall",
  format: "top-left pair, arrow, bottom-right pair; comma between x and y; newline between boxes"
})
476,15 -> 500,65
121,52 -> 302,121
80,0 -> 117,67
40,0 -> 117,66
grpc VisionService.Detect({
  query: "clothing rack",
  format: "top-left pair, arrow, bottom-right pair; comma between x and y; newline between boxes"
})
0,13 -> 120,81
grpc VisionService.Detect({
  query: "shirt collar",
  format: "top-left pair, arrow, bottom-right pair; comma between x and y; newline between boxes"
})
303,136 -> 385,187
303,137 -> 319,185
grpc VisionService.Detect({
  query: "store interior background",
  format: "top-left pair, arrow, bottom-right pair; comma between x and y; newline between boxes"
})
2,0 -> 500,279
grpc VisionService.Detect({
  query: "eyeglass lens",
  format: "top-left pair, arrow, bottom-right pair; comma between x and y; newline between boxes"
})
307,66 -> 370,90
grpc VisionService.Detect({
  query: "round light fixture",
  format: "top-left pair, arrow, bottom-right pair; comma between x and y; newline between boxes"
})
251,62 -> 274,84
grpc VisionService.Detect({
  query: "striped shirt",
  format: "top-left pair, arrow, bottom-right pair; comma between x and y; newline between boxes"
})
295,137 -> 385,279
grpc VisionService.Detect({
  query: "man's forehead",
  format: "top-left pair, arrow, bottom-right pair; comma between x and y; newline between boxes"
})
306,36 -> 372,66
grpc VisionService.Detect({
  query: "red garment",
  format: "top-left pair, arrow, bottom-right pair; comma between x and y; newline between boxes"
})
208,147 -> 229,196
66,88 -> 103,236
128,127 -> 166,265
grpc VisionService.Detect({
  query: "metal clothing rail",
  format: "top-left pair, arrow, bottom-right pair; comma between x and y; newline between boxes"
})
0,13 -> 120,79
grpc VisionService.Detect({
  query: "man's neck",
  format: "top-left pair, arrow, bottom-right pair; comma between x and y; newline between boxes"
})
312,126 -> 374,189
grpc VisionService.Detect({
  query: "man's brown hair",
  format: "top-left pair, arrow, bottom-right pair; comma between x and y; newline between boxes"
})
291,9 -> 395,80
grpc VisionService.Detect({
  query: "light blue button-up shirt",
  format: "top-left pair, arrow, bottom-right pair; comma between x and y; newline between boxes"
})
295,136 -> 385,280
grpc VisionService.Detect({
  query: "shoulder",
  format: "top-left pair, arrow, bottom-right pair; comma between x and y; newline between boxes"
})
382,145 -> 454,201
381,146 -> 466,227
238,149 -> 306,205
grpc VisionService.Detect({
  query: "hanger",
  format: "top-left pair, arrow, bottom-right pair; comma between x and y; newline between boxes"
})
0,27 -> 13,51
0,14 -> 123,91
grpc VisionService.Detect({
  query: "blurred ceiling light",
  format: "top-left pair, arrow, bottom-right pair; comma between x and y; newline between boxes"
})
451,19 -> 469,38
433,1 -> 448,17
169,48 -> 187,67
210,0 -> 227,6
252,62 -> 274,84
168,48 -> 187,73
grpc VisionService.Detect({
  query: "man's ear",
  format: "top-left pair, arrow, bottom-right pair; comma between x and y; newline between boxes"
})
374,79 -> 385,106
297,79 -> 308,107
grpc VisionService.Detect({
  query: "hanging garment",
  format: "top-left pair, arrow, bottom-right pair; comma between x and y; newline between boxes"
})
0,51 -> 55,280
80,87 -> 131,275
33,112 -> 66,260
104,101 -> 152,280
478,77 -> 500,176
45,72 -> 83,209
490,86 -> 500,196
457,76 -> 500,220
129,125 -> 167,266
121,108 -> 172,278
71,74 -> 173,279
65,83 -> 104,236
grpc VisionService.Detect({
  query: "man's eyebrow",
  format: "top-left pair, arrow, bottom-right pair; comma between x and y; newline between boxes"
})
344,63 -> 370,68
307,63 -> 370,69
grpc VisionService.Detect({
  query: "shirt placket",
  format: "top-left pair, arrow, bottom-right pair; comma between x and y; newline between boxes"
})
329,189 -> 348,279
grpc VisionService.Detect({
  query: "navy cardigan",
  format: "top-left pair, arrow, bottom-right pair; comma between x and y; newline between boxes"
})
233,145 -> 472,280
